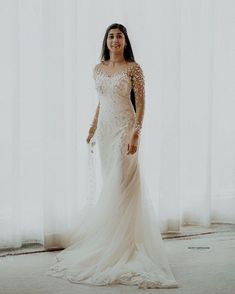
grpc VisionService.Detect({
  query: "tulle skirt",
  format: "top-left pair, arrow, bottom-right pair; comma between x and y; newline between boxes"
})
46,116 -> 178,289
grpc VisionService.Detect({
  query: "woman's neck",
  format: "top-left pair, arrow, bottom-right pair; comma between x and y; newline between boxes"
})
109,53 -> 125,66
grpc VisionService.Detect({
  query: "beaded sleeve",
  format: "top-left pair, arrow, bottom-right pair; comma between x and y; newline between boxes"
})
89,64 -> 101,134
131,63 -> 145,136
89,102 -> 100,134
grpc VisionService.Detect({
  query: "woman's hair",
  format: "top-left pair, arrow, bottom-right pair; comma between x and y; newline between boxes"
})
100,23 -> 135,62
100,23 -> 137,111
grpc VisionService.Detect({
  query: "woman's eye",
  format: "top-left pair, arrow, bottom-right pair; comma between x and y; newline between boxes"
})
108,34 -> 123,39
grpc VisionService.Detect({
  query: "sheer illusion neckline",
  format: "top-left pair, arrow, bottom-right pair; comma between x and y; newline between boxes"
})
96,61 -> 134,78
97,69 -> 127,78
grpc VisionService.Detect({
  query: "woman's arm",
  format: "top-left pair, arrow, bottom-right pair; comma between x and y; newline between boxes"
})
132,63 -> 145,136
86,102 -> 100,143
87,64 -> 101,143
89,102 -> 100,134
127,63 -> 145,155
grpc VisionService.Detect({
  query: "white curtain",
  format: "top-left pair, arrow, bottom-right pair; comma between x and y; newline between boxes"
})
0,0 -> 234,249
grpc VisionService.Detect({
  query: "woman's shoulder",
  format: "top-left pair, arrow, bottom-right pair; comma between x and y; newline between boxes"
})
127,61 -> 143,70
93,62 -> 103,72
92,62 -> 104,78
127,61 -> 140,66
127,61 -> 144,77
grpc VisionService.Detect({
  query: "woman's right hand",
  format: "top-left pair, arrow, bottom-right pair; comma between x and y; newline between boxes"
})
86,130 -> 95,144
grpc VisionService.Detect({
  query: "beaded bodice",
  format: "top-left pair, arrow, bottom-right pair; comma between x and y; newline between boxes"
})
92,61 -> 145,136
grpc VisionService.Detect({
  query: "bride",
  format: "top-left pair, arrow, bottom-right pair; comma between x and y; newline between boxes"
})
47,23 -> 179,289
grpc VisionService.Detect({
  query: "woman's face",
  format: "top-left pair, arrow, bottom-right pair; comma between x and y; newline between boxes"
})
106,28 -> 126,54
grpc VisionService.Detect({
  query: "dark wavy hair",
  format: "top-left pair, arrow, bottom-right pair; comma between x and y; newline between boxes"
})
100,23 -> 136,111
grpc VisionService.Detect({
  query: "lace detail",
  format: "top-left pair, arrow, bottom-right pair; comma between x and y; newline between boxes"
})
130,63 -> 145,135
92,62 -> 145,136
47,260 -> 178,289
89,102 -> 100,134
47,60 -> 178,289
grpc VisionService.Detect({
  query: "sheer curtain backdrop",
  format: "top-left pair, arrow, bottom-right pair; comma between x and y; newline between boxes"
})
0,0 -> 234,249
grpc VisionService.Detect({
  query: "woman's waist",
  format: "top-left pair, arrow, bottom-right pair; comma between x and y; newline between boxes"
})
99,108 -> 135,122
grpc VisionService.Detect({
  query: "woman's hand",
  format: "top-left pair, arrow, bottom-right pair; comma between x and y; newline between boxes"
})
127,132 -> 139,155
86,128 -> 95,144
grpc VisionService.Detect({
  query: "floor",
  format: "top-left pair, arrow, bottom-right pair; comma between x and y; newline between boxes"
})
0,224 -> 234,294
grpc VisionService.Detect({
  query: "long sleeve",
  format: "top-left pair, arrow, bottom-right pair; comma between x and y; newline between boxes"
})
89,102 -> 100,134
88,64 -> 101,134
131,63 -> 145,135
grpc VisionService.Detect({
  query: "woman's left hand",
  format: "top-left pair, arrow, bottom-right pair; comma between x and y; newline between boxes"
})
127,132 -> 139,155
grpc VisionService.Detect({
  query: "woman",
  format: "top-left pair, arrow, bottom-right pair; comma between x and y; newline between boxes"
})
47,23 -> 178,289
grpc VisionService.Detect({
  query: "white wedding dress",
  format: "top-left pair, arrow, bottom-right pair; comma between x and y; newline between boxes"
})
46,61 -> 178,289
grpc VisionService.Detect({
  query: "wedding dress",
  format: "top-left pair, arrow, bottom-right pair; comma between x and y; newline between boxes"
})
46,61 -> 178,289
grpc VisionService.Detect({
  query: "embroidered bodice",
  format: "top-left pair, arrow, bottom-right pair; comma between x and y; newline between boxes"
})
90,61 -> 145,136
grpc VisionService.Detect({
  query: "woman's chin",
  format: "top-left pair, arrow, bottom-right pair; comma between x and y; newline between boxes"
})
109,48 -> 124,54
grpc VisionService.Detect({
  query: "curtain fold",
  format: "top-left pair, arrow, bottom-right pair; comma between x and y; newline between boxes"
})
0,0 -> 234,249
